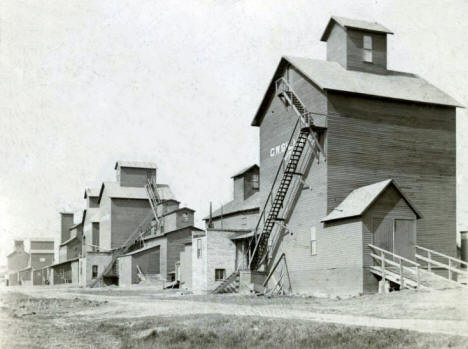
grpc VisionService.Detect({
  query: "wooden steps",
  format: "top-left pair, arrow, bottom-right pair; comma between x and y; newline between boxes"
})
211,271 -> 240,294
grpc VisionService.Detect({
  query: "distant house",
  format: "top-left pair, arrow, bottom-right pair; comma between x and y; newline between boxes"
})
6,240 -> 29,286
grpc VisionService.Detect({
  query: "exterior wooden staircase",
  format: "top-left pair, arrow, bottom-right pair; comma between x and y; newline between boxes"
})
248,77 -> 326,271
89,214 -> 153,288
211,271 -> 240,294
369,244 -> 467,291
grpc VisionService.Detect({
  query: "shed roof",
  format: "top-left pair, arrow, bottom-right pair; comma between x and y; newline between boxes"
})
321,16 -> 393,41
122,244 -> 161,257
230,231 -> 254,240
114,161 -> 157,170
84,187 -> 100,199
49,257 -> 79,268
97,182 -> 175,204
251,57 -> 462,126
321,179 -> 422,223
204,192 -> 260,220
231,164 -> 259,178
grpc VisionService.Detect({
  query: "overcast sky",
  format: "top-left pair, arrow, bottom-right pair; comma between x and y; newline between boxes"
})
0,0 -> 467,262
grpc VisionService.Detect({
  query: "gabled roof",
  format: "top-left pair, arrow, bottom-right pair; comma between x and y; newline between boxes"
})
204,192 -> 260,220
321,16 -> 393,42
84,188 -> 100,199
251,56 -> 462,126
231,164 -> 259,178
321,179 -> 422,223
97,182 -> 175,204
114,161 -> 157,170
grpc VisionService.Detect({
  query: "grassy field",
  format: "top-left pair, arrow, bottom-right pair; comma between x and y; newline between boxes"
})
0,292 -> 466,349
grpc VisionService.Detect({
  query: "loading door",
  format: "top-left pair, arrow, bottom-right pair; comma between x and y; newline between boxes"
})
373,217 -> 416,260
373,217 -> 393,253
394,219 -> 416,261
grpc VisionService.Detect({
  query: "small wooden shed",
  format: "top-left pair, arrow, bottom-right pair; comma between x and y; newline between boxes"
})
321,179 -> 422,294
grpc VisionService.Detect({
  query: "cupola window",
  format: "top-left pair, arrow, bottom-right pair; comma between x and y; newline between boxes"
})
363,35 -> 373,63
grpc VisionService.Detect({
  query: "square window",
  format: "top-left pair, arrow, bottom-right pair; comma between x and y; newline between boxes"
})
363,35 -> 373,49
363,49 -> 373,63
39,257 -> 46,262
215,269 -> 226,281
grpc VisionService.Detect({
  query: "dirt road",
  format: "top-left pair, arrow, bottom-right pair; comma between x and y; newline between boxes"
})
8,285 -> 468,338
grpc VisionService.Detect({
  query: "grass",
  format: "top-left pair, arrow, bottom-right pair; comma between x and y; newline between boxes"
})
1,291 -> 467,348
108,314 -> 465,349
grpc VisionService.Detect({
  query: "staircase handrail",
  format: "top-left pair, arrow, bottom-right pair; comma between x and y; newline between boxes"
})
415,245 -> 468,281
369,244 -> 420,267
369,244 -> 421,289
415,245 -> 468,268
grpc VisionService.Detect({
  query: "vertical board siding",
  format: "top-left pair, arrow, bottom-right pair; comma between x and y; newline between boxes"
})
327,93 -> 456,257
361,185 -> 417,293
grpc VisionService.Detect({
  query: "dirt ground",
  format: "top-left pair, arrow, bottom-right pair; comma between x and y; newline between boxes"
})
1,285 -> 468,348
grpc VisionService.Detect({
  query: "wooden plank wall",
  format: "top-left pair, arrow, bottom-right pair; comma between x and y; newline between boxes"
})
327,92 -> 456,257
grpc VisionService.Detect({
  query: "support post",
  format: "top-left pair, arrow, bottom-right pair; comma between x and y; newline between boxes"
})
448,259 -> 452,280
416,266 -> 420,288
381,250 -> 386,281
400,259 -> 404,289
428,251 -> 432,272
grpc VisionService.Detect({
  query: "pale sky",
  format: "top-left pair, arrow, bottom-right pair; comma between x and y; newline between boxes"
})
0,0 -> 467,262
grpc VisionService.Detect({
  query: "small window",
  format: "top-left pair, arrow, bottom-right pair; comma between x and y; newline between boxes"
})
252,174 -> 259,189
362,35 -> 373,63
310,227 -> 317,256
39,257 -> 46,262
92,265 -> 98,279
182,212 -> 189,222
215,268 -> 226,281
197,239 -> 202,258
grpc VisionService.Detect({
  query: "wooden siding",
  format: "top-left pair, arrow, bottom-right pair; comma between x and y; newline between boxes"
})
99,191 -> 112,250
30,253 -> 54,270
206,230 -> 237,291
30,241 -> 54,250
210,209 -> 259,231
326,23 -> 347,68
259,65 -> 329,294
166,228 -> 193,278
346,28 -> 387,74
191,235 -> 207,293
119,167 -> 155,188
110,198 -> 152,249
361,185 -> 417,293
327,92 -> 456,257
6,251 -> 29,273
66,239 -> 82,260
60,213 -> 73,243
259,65 -> 327,206
132,246 -> 160,283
